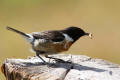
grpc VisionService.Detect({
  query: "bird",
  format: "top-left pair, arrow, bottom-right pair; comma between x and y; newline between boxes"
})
6,26 -> 92,63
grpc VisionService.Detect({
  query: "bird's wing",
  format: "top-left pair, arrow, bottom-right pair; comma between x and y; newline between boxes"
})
31,30 -> 65,43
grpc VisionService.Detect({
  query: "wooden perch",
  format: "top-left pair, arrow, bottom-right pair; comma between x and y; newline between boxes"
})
1,54 -> 120,80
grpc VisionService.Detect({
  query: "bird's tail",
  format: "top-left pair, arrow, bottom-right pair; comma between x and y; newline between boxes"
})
7,26 -> 30,38
6,26 -> 34,43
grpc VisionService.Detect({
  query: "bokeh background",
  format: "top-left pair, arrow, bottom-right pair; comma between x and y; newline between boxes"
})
0,0 -> 120,79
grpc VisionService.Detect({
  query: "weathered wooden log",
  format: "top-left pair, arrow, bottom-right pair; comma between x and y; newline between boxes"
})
1,54 -> 120,80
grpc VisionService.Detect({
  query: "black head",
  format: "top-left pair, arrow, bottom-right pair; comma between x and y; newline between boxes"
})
62,26 -> 91,43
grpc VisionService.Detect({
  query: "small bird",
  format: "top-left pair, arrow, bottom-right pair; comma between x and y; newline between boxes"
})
7,26 -> 92,63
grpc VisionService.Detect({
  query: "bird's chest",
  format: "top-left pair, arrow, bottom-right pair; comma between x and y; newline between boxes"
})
53,41 -> 73,52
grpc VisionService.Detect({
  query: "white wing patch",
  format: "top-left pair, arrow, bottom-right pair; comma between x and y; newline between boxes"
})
34,39 -> 47,47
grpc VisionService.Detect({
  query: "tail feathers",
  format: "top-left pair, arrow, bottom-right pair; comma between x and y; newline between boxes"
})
6,26 -> 30,38
6,26 -> 34,43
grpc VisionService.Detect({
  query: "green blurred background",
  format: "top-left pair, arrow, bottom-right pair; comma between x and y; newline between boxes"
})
0,0 -> 120,79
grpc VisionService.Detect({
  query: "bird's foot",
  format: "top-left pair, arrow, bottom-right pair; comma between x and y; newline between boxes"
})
54,58 -> 72,63
46,56 -> 72,63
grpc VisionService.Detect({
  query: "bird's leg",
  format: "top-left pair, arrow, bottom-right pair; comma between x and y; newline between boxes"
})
45,55 -> 67,63
36,53 -> 47,63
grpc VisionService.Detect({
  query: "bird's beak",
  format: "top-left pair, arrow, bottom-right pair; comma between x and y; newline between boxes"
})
85,33 -> 93,39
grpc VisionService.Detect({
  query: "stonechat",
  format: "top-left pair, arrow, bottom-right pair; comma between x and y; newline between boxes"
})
7,26 -> 92,63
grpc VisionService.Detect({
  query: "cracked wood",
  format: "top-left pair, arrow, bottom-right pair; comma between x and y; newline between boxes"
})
1,54 -> 120,80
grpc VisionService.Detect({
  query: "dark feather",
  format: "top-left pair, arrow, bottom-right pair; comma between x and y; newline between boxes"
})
6,26 -> 30,38
32,31 -> 65,42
